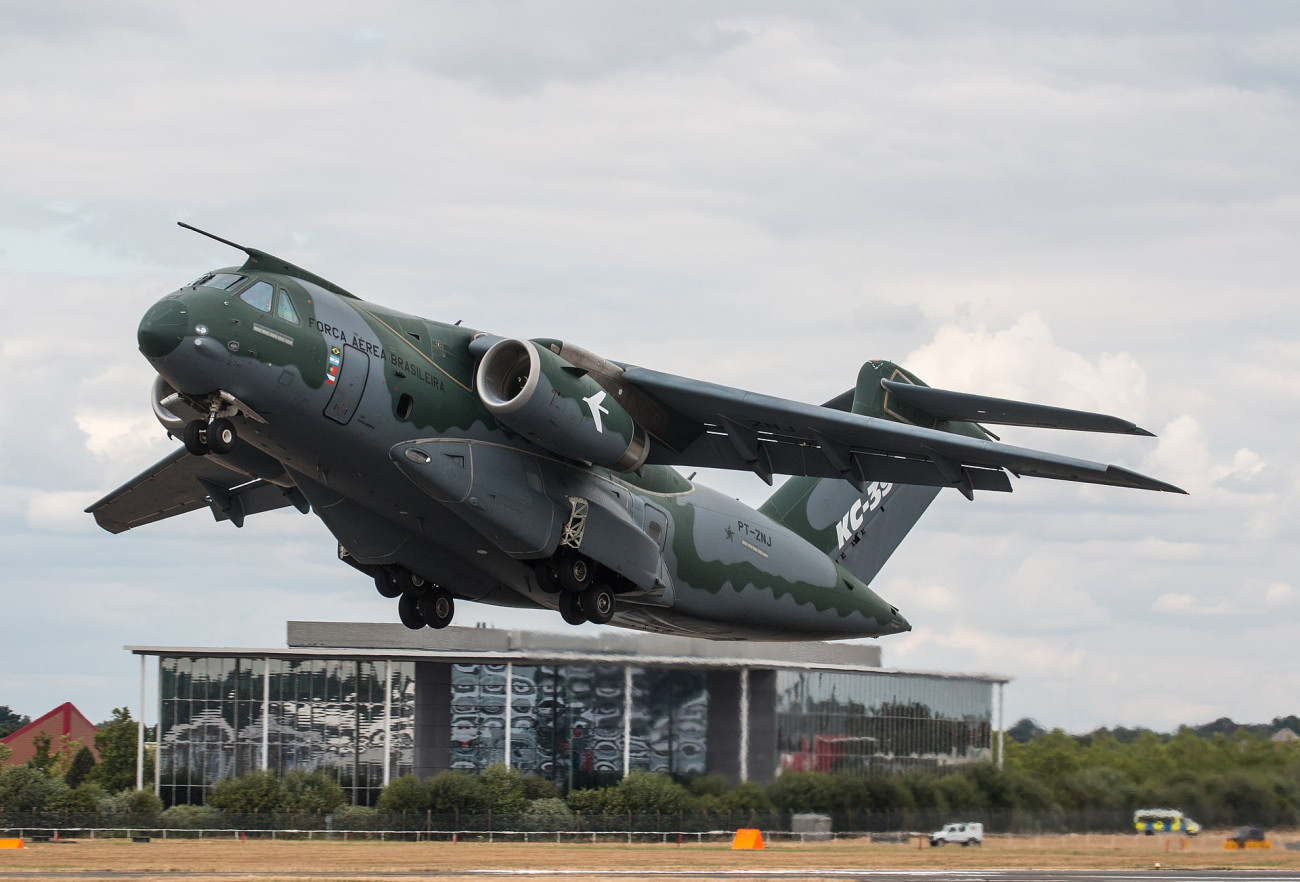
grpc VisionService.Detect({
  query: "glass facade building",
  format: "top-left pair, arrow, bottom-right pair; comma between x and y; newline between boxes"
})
135,624 -> 1006,806
158,657 -> 415,807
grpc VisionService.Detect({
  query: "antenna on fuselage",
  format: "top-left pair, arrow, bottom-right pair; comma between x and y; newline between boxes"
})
175,221 -> 360,301
178,222 -> 251,256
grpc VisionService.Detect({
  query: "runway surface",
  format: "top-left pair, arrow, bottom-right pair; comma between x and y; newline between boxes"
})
4,871 -> 1300,881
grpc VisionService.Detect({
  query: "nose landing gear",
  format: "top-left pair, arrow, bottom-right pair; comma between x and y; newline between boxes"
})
182,416 -> 237,455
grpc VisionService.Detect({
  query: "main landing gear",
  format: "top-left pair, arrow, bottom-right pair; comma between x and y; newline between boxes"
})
377,566 -> 454,630
536,549 -> 617,626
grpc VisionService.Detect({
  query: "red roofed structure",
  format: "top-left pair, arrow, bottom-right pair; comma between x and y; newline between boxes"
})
0,703 -> 98,766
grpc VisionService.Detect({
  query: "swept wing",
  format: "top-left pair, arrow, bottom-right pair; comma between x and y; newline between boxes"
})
87,448 -> 307,533
618,367 -> 1184,496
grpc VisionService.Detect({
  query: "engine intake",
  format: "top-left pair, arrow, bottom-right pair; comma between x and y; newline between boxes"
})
476,338 -> 649,473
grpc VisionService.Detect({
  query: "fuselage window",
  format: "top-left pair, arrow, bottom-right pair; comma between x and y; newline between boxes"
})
240,280 -> 274,312
200,272 -> 246,291
275,289 -> 301,325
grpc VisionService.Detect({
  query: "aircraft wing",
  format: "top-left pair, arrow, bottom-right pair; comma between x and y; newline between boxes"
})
87,448 -> 307,533
620,367 -> 1185,496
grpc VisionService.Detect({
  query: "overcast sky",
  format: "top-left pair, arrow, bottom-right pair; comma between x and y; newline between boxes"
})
2,2 -> 1298,735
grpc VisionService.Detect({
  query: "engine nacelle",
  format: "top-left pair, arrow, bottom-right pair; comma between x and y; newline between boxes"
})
476,338 -> 649,473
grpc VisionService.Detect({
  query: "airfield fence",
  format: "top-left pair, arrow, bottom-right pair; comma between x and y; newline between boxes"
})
0,807 -> 1249,839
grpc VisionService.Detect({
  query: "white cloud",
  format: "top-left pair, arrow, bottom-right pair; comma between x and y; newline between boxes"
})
1,3 -> 1299,734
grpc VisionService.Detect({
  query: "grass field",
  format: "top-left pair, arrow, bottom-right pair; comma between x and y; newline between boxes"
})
2,832 -> 1300,881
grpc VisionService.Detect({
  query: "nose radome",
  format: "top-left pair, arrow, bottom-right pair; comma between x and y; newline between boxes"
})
138,297 -> 189,357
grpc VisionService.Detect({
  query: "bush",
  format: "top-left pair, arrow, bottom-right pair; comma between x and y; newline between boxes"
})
480,764 -> 528,814
0,764 -> 66,811
427,771 -> 489,814
566,786 -> 621,815
47,781 -> 105,815
124,788 -> 164,821
160,804 -> 223,829
208,770 -> 282,814
280,770 -> 347,814
614,772 -> 691,814
376,774 -> 428,814
330,805 -> 377,830
522,797 -> 575,832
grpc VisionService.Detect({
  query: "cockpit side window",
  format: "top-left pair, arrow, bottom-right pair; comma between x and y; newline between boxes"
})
240,280 -> 274,312
275,289 -> 301,325
199,272 -> 246,291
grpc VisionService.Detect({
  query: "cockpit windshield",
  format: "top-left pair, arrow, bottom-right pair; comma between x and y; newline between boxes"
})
194,272 -> 246,291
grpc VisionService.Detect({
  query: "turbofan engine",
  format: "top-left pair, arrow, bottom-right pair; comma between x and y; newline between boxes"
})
475,338 -> 649,473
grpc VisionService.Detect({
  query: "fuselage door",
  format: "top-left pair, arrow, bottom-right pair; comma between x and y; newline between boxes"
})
324,344 -> 369,425
644,502 -> 669,552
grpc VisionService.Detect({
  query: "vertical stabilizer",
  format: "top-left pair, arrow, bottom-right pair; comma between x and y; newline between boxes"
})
758,360 -> 944,587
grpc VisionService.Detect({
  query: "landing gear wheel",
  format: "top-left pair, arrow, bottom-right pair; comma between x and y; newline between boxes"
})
397,593 -> 424,629
207,418 -> 236,454
374,570 -> 402,598
182,420 -> 209,456
558,553 -> 592,593
533,563 -> 561,594
558,591 -> 586,626
398,569 -> 428,597
580,584 -> 616,625
417,589 -> 454,629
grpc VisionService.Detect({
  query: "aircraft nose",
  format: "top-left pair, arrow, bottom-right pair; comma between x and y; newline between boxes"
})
138,297 -> 189,358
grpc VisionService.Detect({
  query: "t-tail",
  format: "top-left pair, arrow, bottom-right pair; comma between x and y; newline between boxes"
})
758,360 -> 988,588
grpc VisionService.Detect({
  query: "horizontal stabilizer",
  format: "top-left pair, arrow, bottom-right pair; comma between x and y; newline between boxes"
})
881,380 -> 1154,435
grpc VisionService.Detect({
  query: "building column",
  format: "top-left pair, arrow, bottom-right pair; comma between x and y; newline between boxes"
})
745,670 -> 777,785
261,657 -> 270,772
414,661 -> 452,778
739,668 -> 750,782
622,665 -> 633,777
136,654 -> 146,792
154,656 -> 162,797
705,670 -> 741,786
383,659 -> 393,786
503,663 -> 513,768
996,681 -> 1005,772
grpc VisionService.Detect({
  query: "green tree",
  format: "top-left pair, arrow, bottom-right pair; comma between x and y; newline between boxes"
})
0,705 -> 29,739
91,708 -> 140,794
65,746 -> 98,788
28,732 -> 56,774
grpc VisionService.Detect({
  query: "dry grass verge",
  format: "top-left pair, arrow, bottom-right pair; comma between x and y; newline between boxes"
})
2,832 -> 1299,880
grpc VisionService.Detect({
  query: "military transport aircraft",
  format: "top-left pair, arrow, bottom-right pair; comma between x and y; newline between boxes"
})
88,224 -> 1185,641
